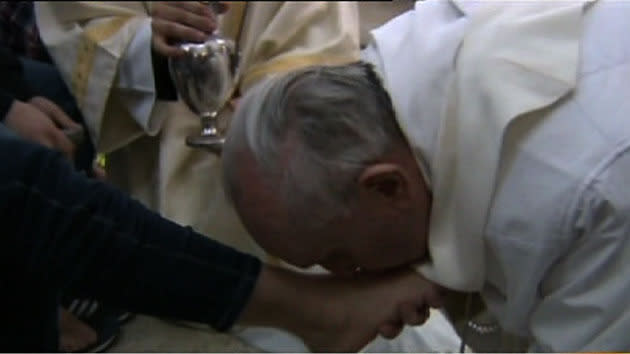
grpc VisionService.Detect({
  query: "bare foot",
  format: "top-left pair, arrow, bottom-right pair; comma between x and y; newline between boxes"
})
296,269 -> 444,352
240,266 -> 444,352
58,307 -> 97,352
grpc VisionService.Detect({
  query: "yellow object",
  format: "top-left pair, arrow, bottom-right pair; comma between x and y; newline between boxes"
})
95,153 -> 107,170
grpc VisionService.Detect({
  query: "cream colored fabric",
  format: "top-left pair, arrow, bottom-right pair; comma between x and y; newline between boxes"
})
365,0 -> 593,291
35,1 -> 360,256
421,0 -> 591,292
35,2 -> 149,153
228,2 -> 360,91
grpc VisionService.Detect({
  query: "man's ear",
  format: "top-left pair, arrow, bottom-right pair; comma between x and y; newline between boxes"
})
358,163 -> 412,209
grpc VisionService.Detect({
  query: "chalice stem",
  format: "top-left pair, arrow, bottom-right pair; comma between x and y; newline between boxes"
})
201,112 -> 220,137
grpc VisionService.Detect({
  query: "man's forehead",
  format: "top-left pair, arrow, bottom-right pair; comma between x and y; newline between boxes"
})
236,150 -> 277,200
233,151 -> 288,232
232,148 -> 334,256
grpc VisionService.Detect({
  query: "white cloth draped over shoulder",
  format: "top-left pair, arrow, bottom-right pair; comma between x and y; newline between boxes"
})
34,1 -> 360,256
363,0 -> 594,292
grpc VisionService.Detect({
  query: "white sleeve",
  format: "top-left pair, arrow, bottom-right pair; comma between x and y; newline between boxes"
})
115,18 -> 165,135
528,149 -> 630,352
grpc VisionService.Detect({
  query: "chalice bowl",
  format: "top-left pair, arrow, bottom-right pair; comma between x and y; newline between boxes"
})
169,19 -> 238,153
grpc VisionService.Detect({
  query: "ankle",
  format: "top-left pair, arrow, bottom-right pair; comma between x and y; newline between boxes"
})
237,266 -> 348,347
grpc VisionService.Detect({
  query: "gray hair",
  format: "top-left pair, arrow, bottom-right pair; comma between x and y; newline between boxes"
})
222,62 -> 405,229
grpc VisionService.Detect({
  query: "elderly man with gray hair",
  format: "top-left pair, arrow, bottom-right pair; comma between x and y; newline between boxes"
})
222,0 -> 630,352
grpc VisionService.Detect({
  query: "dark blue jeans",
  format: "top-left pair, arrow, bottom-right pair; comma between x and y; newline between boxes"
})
0,127 -> 261,351
19,56 -> 96,172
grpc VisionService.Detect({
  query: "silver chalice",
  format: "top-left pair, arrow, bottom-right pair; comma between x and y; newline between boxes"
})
168,2 -> 238,153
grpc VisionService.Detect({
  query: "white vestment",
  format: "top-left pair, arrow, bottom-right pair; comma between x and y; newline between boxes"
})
364,0 -> 630,351
34,1 -> 360,258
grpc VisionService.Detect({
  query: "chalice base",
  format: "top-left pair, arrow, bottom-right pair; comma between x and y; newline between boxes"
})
186,134 -> 226,154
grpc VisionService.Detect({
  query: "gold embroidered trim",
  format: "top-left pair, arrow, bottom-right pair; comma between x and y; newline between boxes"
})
72,16 -> 132,107
241,53 -> 360,91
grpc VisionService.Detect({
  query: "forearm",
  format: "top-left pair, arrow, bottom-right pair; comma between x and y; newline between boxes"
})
0,134 -> 261,330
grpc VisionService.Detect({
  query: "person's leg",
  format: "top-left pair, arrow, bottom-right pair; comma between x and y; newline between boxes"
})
2,60 -> 115,349
19,56 -> 96,172
1,283 -> 60,351
0,129 -> 59,351
0,131 -> 261,351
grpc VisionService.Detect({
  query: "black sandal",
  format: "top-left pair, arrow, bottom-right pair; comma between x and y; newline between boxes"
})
61,298 -> 122,353
66,298 -> 134,325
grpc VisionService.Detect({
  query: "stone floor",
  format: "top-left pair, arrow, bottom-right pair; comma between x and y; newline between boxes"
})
109,316 -> 257,352
108,309 -> 466,353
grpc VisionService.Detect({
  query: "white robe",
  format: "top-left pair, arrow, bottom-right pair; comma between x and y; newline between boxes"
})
34,1 -> 360,258
364,0 -> 630,351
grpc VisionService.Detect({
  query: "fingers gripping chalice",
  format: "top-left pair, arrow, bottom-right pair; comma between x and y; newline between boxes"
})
168,2 -> 238,153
